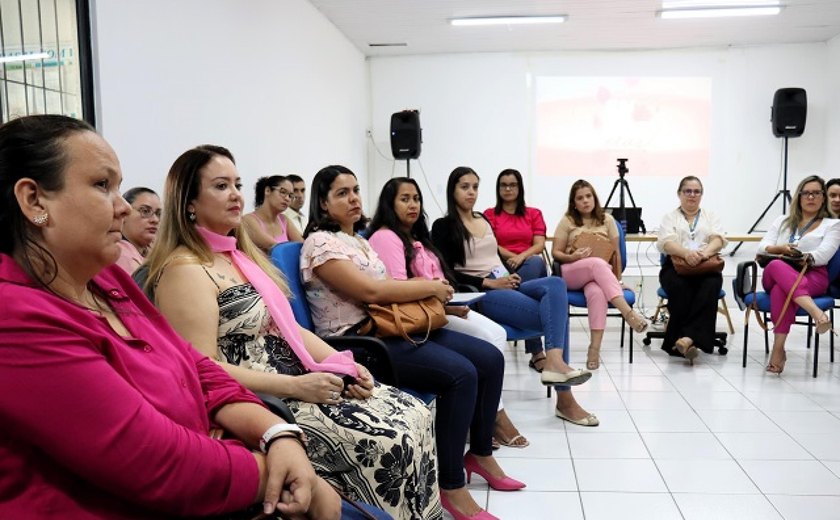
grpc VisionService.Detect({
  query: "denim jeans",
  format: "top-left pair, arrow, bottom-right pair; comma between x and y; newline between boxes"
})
477,276 -> 573,390
383,329 -> 504,490
513,256 -> 548,354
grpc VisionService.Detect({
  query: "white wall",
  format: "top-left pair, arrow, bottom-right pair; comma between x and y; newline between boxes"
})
92,0 -> 368,209
827,35 -> 840,175
368,44 -> 831,245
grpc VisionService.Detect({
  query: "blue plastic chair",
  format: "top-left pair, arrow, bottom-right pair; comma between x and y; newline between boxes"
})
733,248 -> 840,378
554,221 -> 640,362
271,242 -> 435,402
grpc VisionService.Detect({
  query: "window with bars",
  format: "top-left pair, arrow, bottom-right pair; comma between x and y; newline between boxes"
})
0,0 -> 93,125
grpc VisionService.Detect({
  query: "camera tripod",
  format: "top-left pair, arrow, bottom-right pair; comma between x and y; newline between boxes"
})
604,158 -> 641,232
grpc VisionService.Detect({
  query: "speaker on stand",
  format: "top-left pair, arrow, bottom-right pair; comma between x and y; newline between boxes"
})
390,110 -> 421,176
731,88 -> 807,256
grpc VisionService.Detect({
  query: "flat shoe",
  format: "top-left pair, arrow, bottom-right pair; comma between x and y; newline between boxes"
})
541,368 -> 592,386
555,408 -> 600,427
675,338 -> 699,365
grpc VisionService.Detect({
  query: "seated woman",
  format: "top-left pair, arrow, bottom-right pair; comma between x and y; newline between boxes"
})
431,167 -> 597,428
243,175 -> 303,252
552,180 -> 649,370
301,165 -> 524,520
0,115 -> 344,519
115,186 -> 160,274
656,176 -> 727,364
757,175 -> 840,374
146,146 -> 436,520
483,169 -> 548,282
368,177 -> 528,449
826,178 -> 840,218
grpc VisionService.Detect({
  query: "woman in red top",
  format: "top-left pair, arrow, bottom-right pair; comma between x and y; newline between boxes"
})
483,169 -> 550,370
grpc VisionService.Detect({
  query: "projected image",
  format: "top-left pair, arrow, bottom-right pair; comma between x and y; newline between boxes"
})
535,77 -> 711,177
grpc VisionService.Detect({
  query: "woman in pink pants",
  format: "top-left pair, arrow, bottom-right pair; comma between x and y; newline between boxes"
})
758,175 -> 840,374
552,180 -> 648,370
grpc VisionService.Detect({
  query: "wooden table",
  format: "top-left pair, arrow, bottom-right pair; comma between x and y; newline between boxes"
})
624,234 -> 763,243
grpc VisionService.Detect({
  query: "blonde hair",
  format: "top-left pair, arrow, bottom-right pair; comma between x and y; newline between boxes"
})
782,175 -> 830,237
144,145 -> 289,296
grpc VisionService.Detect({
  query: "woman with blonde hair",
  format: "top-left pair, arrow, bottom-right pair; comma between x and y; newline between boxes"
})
757,175 -> 840,373
146,146 -> 438,520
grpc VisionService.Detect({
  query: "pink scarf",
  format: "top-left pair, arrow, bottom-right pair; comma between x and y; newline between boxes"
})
197,226 -> 357,377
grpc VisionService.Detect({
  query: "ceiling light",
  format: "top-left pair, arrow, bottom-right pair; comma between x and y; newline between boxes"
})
659,5 -> 782,19
0,52 -> 50,64
450,16 -> 567,27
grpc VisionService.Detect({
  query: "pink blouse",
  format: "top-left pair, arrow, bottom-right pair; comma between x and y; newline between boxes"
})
0,255 -> 262,519
300,231 -> 388,336
368,228 -> 446,280
483,207 -> 547,255
115,239 -> 145,274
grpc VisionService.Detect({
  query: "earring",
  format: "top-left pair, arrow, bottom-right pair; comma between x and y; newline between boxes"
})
32,213 -> 49,225
188,211 -> 196,222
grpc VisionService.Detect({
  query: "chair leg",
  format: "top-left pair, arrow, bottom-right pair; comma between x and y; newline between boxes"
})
807,317 -> 813,349
652,298 -> 665,323
629,327 -> 634,364
620,317 -> 626,348
742,312 -> 749,368
831,308 -> 835,363
814,331 -> 820,378
763,313 -> 770,354
719,297 -> 735,335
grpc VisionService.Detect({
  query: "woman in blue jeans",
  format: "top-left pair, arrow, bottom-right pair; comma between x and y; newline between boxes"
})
300,165 -> 524,520
431,167 -> 597,427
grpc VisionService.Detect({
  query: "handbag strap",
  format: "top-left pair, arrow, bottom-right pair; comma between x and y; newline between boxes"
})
392,301 -> 435,346
749,260 -> 809,331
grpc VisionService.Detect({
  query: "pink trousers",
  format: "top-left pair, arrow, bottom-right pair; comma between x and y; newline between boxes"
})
561,257 -> 623,330
761,260 -> 828,334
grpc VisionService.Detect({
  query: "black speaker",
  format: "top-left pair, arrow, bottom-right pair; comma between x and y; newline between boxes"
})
772,88 -> 807,138
390,110 -> 421,159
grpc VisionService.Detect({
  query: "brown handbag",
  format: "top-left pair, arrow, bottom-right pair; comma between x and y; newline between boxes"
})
571,232 -> 616,263
671,254 -> 725,276
358,296 -> 448,345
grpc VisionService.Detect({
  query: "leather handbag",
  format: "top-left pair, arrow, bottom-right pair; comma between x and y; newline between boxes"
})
671,254 -> 725,276
359,296 -> 448,345
755,249 -> 813,271
571,232 -> 616,264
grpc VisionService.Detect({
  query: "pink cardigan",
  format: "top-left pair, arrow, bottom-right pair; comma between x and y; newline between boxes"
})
0,255 -> 262,519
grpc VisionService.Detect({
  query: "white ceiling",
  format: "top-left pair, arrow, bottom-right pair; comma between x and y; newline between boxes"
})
307,0 -> 840,57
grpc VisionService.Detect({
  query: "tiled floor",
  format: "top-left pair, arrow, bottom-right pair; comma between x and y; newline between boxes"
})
467,309 -> 840,520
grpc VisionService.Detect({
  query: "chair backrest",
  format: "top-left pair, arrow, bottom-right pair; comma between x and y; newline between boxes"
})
270,242 -> 314,331
615,219 -> 628,272
827,245 -> 840,282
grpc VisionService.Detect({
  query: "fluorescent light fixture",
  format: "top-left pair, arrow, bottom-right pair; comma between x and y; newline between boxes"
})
450,15 -> 567,26
659,5 -> 782,19
0,52 -> 50,64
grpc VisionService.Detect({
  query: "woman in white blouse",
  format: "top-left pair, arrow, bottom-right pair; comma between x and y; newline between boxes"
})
757,175 -> 840,374
656,176 -> 727,364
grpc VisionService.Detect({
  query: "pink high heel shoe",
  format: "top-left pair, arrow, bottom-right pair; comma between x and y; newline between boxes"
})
464,452 -> 526,491
440,492 -> 499,520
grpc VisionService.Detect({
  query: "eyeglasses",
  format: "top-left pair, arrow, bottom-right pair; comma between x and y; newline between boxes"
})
272,187 -> 293,199
135,205 -> 162,219
681,189 -> 702,196
500,183 -> 519,190
800,190 -> 824,199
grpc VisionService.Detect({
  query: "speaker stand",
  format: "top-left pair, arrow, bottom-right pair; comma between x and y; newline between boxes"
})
730,136 -> 792,256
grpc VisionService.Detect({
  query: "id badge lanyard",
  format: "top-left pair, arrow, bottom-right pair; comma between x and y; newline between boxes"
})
789,217 -> 817,246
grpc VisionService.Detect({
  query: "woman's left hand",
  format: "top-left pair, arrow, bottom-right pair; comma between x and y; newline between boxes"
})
506,254 -> 526,270
343,363 -> 374,400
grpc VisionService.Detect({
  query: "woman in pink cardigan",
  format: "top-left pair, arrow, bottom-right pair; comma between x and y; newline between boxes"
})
0,115 -> 343,519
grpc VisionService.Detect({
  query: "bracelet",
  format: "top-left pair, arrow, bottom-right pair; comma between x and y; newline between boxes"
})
264,432 -> 306,453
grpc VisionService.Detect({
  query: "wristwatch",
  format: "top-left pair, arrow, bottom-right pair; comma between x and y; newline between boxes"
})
259,423 -> 305,453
